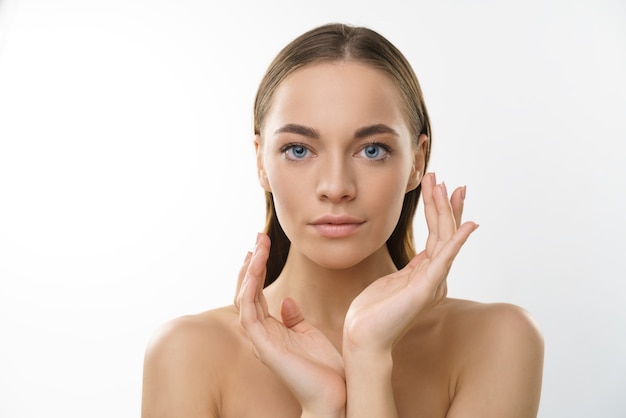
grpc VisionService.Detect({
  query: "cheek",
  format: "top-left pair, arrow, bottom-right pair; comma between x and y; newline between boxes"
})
265,164 -> 308,225
366,174 -> 407,228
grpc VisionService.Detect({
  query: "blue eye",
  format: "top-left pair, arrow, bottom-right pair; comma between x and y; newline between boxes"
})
283,144 -> 311,160
358,143 -> 389,160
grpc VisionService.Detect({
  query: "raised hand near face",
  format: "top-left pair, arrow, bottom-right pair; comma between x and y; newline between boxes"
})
235,234 -> 347,418
343,172 -> 478,354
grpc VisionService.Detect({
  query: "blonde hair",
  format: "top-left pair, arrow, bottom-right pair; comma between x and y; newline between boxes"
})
254,23 -> 432,287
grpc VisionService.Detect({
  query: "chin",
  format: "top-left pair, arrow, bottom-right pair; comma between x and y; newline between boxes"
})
311,256 -> 365,271
296,238 -> 385,271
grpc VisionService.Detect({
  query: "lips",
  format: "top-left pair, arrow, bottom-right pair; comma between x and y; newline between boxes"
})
309,215 -> 365,238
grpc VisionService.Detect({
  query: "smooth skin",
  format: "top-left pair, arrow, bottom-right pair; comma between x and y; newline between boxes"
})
141,62 -> 544,418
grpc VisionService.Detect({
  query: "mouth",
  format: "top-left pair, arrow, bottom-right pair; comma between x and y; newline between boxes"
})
309,216 -> 365,238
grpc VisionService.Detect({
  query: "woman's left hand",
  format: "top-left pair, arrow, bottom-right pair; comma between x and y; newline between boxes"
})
343,173 -> 478,354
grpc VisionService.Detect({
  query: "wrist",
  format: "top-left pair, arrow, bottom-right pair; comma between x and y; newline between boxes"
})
342,317 -> 395,360
342,333 -> 393,365
301,408 -> 345,418
299,388 -> 346,418
343,349 -> 397,418
343,347 -> 393,377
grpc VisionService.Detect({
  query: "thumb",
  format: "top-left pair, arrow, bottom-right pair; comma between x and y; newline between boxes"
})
280,297 -> 305,329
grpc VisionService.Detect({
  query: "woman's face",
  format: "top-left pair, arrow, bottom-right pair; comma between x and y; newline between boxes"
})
257,61 -> 426,270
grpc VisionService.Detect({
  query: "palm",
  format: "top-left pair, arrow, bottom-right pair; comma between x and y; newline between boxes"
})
251,299 -> 344,382
236,236 -> 346,414
344,174 -> 478,353
344,253 -> 434,350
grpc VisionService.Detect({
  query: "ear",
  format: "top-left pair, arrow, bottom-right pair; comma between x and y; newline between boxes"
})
255,135 -> 271,192
405,134 -> 428,192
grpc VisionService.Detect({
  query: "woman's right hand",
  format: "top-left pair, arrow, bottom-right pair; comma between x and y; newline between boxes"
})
235,233 -> 346,418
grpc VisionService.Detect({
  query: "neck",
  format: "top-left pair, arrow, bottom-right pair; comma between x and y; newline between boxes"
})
264,244 -> 397,335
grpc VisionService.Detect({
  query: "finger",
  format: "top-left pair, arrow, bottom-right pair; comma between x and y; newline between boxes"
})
434,182 -> 456,252
234,251 -> 253,308
427,222 -> 479,284
422,172 -> 439,254
450,186 -> 466,230
239,234 -> 271,331
253,234 -> 271,318
404,248 -> 429,271
247,234 -> 270,292
434,279 -> 448,305
280,298 -> 322,338
238,272 -> 261,333
280,297 -> 305,328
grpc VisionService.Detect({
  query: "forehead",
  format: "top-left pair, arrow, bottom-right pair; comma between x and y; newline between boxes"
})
264,61 -> 407,135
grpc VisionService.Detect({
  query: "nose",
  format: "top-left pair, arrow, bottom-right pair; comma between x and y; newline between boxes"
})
315,156 -> 356,203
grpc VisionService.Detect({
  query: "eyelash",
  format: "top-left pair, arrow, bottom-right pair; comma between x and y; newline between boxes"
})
279,141 -> 392,161
280,142 -> 313,160
357,142 -> 392,161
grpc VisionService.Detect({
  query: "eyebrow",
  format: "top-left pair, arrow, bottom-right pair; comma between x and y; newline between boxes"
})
274,123 -> 399,140
274,124 -> 320,139
354,124 -> 399,139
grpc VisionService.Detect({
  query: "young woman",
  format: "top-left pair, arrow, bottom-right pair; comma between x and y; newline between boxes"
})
141,23 -> 544,418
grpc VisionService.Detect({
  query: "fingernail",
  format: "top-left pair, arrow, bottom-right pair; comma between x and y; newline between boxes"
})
432,172 -> 437,184
441,181 -> 448,196
253,233 -> 262,252
244,251 -> 252,263
461,185 -> 467,201
473,223 -> 480,231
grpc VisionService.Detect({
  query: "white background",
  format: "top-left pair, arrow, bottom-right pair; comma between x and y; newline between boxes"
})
0,0 -> 624,417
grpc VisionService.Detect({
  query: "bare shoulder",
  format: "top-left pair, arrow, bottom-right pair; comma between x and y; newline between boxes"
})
440,299 -> 544,418
145,305 -> 241,358
141,305 -> 241,418
440,298 -> 544,373
441,298 -> 543,345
